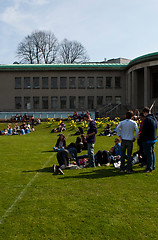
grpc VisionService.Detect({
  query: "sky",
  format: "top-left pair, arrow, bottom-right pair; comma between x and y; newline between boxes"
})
0,0 -> 158,64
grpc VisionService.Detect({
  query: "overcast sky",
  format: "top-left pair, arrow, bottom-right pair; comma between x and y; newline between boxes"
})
0,0 -> 158,64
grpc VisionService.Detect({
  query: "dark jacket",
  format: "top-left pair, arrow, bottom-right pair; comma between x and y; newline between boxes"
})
141,113 -> 157,142
55,138 -> 66,148
87,119 -> 97,144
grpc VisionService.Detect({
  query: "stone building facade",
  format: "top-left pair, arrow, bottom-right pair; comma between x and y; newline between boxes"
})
0,52 -> 158,115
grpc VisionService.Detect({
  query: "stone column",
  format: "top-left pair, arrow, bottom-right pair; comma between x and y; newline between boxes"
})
131,70 -> 137,109
144,67 -> 150,107
126,72 -> 132,106
126,72 -> 130,105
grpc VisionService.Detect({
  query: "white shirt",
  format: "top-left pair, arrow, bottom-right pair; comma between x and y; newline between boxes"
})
117,119 -> 139,141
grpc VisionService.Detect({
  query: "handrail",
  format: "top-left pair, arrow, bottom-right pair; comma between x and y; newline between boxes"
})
106,103 -> 121,114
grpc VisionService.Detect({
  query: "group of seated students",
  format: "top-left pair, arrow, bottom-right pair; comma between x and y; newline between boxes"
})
52,136 -> 121,174
10,113 -> 41,126
70,111 -> 90,122
51,121 -> 66,133
10,113 -> 31,122
53,130 -> 88,153
52,133 -> 145,175
52,126 -> 88,174
52,115 -> 147,175
0,122 -> 35,135
99,123 -> 118,136
52,121 -> 123,175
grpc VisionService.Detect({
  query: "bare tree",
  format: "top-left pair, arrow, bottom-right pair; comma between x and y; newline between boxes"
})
58,38 -> 89,63
17,31 -> 58,64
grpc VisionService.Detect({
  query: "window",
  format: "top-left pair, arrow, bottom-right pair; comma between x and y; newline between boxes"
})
115,96 -> 121,104
60,96 -> 67,109
78,77 -> 85,89
33,97 -> 39,109
51,77 -> 58,89
78,96 -> 85,109
42,96 -> 48,109
33,77 -> 40,89
97,96 -> 103,106
24,77 -> 31,89
115,77 -> 121,88
88,96 -> 94,109
51,96 -> 58,109
97,77 -> 104,89
24,97 -> 31,109
69,96 -> 76,109
60,77 -> 67,89
69,77 -> 76,89
106,96 -> 112,104
15,97 -> 22,109
88,77 -> 95,89
106,77 -> 112,88
42,77 -> 48,89
15,77 -> 21,89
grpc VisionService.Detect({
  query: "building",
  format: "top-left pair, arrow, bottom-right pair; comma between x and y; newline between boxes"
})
0,52 -> 158,116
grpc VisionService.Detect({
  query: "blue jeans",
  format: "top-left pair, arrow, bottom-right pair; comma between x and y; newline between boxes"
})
142,142 -> 155,171
87,143 -> 95,167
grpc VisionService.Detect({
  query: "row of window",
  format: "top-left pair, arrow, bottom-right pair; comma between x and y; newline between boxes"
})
15,96 -> 122,110
15,76 -> 121,89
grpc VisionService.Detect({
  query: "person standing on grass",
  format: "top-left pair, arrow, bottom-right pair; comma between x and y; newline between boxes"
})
84,113 -> 97,167
117,110 -> 139,173
141,107 -> 157,172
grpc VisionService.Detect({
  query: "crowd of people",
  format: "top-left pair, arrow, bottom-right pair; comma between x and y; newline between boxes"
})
52,108 -> 157,175
51,121 -> 66,133
70,111 -> 90,122
2,109 -> 156,175
0,122 -> 36,135
10,113 -> 41,125
99,123 -> 118,136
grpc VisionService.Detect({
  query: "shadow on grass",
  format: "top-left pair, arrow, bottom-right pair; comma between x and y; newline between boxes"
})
58,167 -> 146,179
41,150 -> 54,153
23,166 -> 53,173
23,166 -> 145,178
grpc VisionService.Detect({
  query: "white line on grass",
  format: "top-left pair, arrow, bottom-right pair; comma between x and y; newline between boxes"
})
0,154 -> 55,224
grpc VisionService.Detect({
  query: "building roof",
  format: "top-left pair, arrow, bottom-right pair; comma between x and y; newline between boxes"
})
127,52 -> 158,68
1,52 -> 158,71
0,63 -> 127,71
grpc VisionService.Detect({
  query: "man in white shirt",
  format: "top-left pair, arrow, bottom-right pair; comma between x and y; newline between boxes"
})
117,110 -> 139,173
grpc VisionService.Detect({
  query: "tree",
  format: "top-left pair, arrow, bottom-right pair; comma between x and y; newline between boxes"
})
17,31 -> 58,64
58,38 -> 89,63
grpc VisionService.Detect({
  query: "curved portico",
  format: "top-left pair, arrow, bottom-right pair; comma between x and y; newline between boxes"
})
126,52 -> 158,110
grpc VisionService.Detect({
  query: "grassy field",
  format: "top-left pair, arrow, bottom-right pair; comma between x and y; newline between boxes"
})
0,121 -> 158,240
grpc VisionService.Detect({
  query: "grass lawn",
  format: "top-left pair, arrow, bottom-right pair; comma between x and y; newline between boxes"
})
0,121 -> 158,240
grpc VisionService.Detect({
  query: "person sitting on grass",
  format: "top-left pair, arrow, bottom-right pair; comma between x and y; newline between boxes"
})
71,126 -> 84,136
51,121 -> 66,133
81,134 -> 88,150
99,124 -> 111,136
110,124 -> 118,136
108,138 -> 121,168
13,123 -> 20,134
66,136 -> 83,154
52,146 -> 79,175
20,126 -> 25,135
25,127 -> 30,134
95,138 -> 121,167
72,111 -> 79,121
53,134 -> 66,152
7,126 -> 13,135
